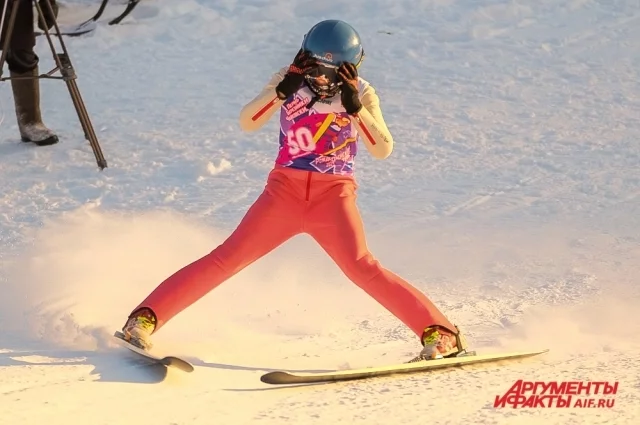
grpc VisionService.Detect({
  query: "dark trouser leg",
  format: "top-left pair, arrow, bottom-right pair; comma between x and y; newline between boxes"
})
1,0 -> 58,146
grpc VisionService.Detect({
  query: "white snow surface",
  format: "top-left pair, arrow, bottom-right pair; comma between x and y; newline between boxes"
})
1,0 -> 639,424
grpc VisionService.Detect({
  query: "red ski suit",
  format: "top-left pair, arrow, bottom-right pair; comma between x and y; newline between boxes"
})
129,67 -> 458,340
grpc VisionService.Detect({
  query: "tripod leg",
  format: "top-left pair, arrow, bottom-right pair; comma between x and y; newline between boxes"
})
57,52 -> 108,169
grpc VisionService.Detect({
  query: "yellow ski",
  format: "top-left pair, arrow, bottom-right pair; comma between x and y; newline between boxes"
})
260,349 -> 548,385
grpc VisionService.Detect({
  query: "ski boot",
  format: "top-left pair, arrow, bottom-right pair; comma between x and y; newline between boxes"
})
121,308 -> 157,350
407,325 -> 474,363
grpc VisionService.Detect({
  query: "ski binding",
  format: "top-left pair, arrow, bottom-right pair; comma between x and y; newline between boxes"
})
112,331 -> 194,373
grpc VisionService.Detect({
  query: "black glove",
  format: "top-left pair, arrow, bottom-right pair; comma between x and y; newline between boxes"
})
37,0 -> 59,32
338,62 -> 362,115
276,49 -> 316,100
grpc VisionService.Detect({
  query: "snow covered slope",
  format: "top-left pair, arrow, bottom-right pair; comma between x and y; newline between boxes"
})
0,0 -> 638,424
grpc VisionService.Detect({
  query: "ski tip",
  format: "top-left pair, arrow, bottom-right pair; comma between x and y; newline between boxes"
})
260,371 -> 294,385
164,357 -> 195,373
523,348 -> 550,355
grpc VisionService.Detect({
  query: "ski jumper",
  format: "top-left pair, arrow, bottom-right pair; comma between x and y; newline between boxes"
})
129,67 -> 458,338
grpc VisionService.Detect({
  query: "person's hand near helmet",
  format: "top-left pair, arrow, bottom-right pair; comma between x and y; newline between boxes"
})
276,49 -> 317,100
338,62 -> 362,115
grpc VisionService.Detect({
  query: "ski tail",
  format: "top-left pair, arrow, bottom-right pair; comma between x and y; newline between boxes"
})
85,0 -> 111,23
108,0 -> 140,25
36,0 -> 142,37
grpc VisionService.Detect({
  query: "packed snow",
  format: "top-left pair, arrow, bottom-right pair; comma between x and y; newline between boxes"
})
0,0 -> 638,424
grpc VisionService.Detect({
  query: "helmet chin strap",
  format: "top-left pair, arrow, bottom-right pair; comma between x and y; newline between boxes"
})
305,88 -> 339,109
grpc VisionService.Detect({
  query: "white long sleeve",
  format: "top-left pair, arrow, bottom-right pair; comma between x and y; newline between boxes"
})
238,67 -> 288,132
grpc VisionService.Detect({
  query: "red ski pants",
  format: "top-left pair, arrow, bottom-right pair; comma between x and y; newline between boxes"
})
131,166 -> 456,338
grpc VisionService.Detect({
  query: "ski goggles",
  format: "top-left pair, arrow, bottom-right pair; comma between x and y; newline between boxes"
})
304,63 -> 342,97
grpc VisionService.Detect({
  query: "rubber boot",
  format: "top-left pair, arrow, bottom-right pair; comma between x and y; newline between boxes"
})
10,67 -> 59,146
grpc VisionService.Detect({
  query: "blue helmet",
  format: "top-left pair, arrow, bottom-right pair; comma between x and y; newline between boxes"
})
301,20 -> 364,68
300,20 -> 365,97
